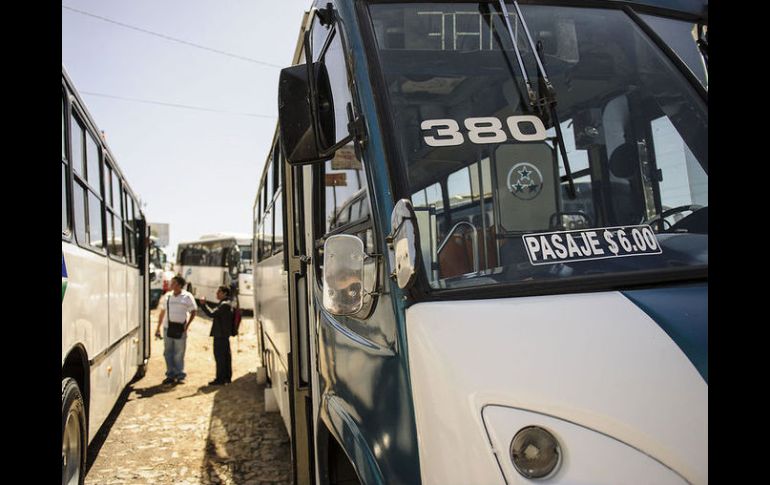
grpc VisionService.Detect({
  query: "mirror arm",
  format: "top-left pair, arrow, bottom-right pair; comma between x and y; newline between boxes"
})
318,114 -> 366,159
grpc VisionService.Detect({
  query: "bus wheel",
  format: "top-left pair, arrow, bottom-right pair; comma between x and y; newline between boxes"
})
62,378 -> 87,485
132,360 -> 148,382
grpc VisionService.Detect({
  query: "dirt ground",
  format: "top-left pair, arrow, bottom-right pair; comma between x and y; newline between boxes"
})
84,310 -> 292,485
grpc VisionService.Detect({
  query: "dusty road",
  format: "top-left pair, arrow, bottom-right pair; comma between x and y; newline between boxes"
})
84,310 -> 292,485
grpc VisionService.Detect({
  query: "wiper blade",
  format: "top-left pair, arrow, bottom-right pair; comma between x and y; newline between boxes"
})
495,0 -> 538,111
497,0 -> 577,199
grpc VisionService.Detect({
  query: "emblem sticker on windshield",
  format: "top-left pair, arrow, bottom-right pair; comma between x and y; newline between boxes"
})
522,225 -> 662,265
507,163 -> 543,200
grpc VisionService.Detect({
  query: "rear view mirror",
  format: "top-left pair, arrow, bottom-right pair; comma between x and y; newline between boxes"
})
387,199 -> 421,289
278,61 -> 336,165
323,235 -> 370,316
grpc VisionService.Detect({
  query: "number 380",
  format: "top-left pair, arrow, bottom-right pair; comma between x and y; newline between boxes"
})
421,115 -> 547,147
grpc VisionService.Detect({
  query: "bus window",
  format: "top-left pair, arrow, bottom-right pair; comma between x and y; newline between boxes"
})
652,116 -> 707,212
111,213 -> 125,258
316,26 -> 371,236
112,169 -> 120,210
87,191 -> 103,248
104,164 -> 113,209
261,209 -> 274,259
273,191 -> 284,254
61,94 -> 67,161
62,163 -> 69,235
85,131 -> 101,192
70,114 -> 84,175
73,184 -> 87,243
267,159 -> 275,203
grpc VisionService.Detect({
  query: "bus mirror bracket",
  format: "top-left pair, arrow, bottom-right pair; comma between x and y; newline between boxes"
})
386,199 -> 421,290
322,234 -> 378,318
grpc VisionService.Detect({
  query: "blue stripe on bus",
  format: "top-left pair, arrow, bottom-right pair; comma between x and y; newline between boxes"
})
621,284 -> 707,383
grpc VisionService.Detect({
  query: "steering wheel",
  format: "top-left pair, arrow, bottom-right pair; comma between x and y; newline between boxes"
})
645,204 -> 703,232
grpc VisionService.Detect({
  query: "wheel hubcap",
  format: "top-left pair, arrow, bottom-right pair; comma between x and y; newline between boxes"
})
62,410 -> 81,485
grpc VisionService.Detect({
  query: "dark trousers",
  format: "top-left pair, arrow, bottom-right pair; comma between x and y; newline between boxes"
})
213,336 -> 232,382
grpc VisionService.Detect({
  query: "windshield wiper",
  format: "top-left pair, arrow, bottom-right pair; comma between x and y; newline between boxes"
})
496,0 -> 576,199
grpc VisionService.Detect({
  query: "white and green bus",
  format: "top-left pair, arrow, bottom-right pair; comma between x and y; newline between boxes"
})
61,66 -> 152,485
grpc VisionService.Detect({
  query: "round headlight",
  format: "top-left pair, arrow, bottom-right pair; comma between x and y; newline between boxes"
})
510,426 -> 561,479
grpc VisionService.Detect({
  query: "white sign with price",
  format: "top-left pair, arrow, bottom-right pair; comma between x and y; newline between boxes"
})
522,225 -> 662,265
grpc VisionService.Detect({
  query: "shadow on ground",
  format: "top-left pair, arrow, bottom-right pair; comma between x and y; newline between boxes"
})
198,372 -> 292,484
85,384 -> 133,474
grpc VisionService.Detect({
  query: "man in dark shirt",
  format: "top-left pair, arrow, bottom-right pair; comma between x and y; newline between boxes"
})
199,285 -> 235,385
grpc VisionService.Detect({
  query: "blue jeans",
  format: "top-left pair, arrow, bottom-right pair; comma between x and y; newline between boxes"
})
163,328 -> 187,379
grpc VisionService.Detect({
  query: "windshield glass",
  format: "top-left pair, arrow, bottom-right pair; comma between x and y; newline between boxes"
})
149,246 -> 164,268
368,2 -> 707,290
640,13 -> 707,88
240,245 -> 253,263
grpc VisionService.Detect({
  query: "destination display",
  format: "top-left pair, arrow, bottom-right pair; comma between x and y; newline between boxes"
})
523,225 -> 662,265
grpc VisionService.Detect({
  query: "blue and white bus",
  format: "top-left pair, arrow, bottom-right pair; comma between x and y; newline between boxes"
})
61,66 -> 152,485
254,1 -> 707,483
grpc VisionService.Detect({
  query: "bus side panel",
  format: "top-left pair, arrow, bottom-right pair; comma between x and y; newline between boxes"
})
62,242 -> 111,442
256,252 -> 291,432
108,258 -> 128,384
127,266 -> 142,380
182,265 -> 222,302
238,273 -> 254,311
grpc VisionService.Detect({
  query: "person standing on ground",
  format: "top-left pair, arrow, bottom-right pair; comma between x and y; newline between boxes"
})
155,275 -> 197,385
199,285 -> 235,385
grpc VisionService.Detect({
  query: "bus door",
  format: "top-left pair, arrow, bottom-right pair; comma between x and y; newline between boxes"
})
136,218 -> 151,366
286,152 -> 315,484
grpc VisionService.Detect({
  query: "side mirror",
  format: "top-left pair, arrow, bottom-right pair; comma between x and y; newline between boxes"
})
387,199 -> 421,289
278,60 -> 337,165
323,235 -> 374,316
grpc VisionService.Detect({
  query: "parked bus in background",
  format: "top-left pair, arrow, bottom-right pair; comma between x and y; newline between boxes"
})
62,66 -> 152,485
148,235 -> 173,309
254,1 -> 707,484
176,233 -> 254,312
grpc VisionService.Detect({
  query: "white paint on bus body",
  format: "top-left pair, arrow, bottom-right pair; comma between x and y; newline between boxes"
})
254,250 -> 291,432
62,242 -> 142,443
406,292 -> 707,485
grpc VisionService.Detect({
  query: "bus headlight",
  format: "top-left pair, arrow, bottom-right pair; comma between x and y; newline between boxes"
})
510,426 -> 561,479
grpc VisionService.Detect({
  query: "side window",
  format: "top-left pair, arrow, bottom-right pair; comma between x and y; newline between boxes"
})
73,184 -> 87,244
123,189 -> 136,264
273,191 -> 284,254
70,114 -> 84,175
87,191 -> 103,248
262,209 -> 274,259
62,163 -> 69,235
266,159 -> 275,203
85,132 -> 101,192
256,222 -> 264,261
62,94 -> 67,161
209,243 -> 223,267
315,24 -> 371,236
62,93 -> 70,235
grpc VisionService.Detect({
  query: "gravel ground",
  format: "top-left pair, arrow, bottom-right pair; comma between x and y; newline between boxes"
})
84,309 -> 292,485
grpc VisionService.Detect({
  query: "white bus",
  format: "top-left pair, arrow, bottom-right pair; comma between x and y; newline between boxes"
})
254,1 -> 707,484
61,66 -> 151,485
176,233 -> 254,311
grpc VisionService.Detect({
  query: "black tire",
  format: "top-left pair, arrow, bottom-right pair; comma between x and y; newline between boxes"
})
132,361 -> 148,382
62,378 -> 87,485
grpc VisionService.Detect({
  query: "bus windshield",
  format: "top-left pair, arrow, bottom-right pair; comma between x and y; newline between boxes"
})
368,2 -> 707,290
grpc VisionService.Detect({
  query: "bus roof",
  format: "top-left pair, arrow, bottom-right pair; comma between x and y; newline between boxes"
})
177,233 -> 252,246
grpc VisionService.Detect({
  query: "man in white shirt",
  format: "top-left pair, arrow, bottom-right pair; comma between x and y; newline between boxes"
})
155,275 -> 197,384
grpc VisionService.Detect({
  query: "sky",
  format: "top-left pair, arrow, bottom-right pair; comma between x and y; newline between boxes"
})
62,0 -> 311,258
